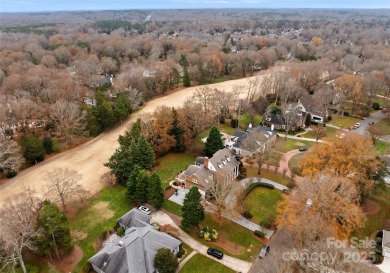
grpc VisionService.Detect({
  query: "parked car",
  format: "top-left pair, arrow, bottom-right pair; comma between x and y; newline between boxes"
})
353,123 -> 361,129
138,206 -> 151,215
207,248 -> 224,259
299,147 -> 308,152
369,121 -> 375,125
258,245 -> 270,258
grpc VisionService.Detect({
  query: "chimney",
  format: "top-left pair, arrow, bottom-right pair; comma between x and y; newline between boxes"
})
204,157 -> 209,169
118,240 -> 124,248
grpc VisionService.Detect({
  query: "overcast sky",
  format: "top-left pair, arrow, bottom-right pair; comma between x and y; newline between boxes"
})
1,0 -> 389,13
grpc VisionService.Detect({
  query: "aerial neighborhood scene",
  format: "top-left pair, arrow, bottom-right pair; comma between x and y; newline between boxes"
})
1,0 -> 390,273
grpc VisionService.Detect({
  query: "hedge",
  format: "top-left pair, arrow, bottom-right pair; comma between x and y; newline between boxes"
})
244,182 -> 274,197
254,230 -> 265,238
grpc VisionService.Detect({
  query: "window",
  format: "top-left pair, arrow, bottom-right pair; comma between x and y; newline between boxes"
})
193,179 -> 198,183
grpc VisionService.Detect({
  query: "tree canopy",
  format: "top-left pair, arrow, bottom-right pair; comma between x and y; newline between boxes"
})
154,248 -> 179,273
204,126 -> 224,157
181,186 -> 205,228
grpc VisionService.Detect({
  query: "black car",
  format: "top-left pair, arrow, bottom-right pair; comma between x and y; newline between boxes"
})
298,147 -> 308,152
368,121 -> 375,125
207,248 -> 224,259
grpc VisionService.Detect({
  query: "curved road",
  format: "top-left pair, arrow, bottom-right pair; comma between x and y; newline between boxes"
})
0,70 -> 278,207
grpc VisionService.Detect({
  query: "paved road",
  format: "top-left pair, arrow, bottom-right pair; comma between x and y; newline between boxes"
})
0,69 -> 283,208
353,111 -> 390,142
151,211 -> 253,273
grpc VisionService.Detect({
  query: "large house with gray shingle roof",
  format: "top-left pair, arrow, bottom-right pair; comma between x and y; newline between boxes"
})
89,208 -> 181,273
175,148 -> 240,190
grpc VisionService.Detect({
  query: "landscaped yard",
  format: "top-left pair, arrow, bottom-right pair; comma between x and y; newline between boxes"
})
238,114 -> 263,129
154,153 -> 197,188
374,140 -> 390,154
246,167 -> 292,186
288,153 -> 306,176
329,115 -> 362,129
69,185 -> 130,273
353,183 -> 390,239
244,187 -> 283,224
302,125 -> 338,139
274,138 -> 316,153
371,117 -> 390,135
179,253 -> 235,273
183,213 -> 263,261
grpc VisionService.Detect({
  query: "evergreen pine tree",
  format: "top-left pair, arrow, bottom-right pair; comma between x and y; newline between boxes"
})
134,170 -> 149,203
181,187 -> 205,228
94,91 -> 116,129
43,136 -> 54,154
22,134 -> 46,164
131,135 -> 155,170
114,93 -> 131,123
183,68 -> 191,87
147,173 -> 164,209
104,146 -> 132,185
154,248 -> 179,273
169,108 -> 186,152
118,118 -> 142,147
126,165 -> 142,202
204,126 -> 224,157
35,201 -> 73,260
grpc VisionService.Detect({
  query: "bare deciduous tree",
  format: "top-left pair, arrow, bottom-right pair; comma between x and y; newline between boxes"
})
0,138 -> 25,172
0,194 -> 42,273
45,167 -> 83,211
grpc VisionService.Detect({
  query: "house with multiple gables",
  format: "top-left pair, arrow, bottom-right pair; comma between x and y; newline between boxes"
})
223,124 -> 277,157
175,148 -> 240,191
89,208 -> 181,273
298,95 -> 328,124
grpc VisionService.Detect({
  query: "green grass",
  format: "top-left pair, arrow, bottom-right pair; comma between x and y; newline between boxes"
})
238,114 -> 263,129
244,188 -> 283,224
246,167 -> 292,186
183,213 -> 262,261
353,183 -> 390,239
69,185 -> 130,273
303,126 -> 338,139
329,115 -> 361,129
274,138 -> 316,153
162,198 -> 182,216
179,253 -> 235,273
154,153 -> 197,188
374,140 -> 390,154
288,153 -> 306,176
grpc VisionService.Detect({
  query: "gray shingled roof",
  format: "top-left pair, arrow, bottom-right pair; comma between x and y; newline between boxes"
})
383,230 -> 390,249
195,156 -> 205,165
89,209 -> 181,273
184,165 -> 201,176
209,148 -> 240,173
117,208 -> 151,229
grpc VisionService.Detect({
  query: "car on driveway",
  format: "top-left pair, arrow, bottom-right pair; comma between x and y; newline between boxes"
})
138,206 -> 151,215
352,123 -> 361,129
258,245 -> 270,258
298,147 -> 308,152
369,121 -> 375,125
207,248 -> 224,259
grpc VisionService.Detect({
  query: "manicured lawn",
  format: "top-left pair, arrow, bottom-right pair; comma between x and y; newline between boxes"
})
265,151 -> 282,167
288,153 -> 306,176
274,138 -> 316,153
183,213 -> 262,261
244,188 -> 283,224
371,118 -> 390,135
238,114 -> 262,129
246,167 -> 292,186
303,126 -> 338,139
69,185 -> 130,273
329,115 -> 361,129
353,183 -> 390,239
162,198 -> 182,216
179,253 -> 235,273
155,153 -> 197,188
374,140 -> 390,154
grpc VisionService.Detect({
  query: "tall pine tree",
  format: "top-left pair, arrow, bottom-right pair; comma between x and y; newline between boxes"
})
134,170 -> 149,203
204,126 -> 224,157
169,108 -> 186,152
181,187 -> 205,228
118,118 -> 142,147
126,165 -> 142,202
114,93 -> 132,123
35,201 -> 73,260
104,145 -> 132,185
130,135 -> 155,170
147,173 -> 164,209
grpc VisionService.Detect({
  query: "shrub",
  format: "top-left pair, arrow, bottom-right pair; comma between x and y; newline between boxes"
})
15,264 -> 40,273
43,137 -> 54,154
287,181 -> 296,189
82,262 -> 93,273
244,182 -> 275,197
343,111 -> 350,116
254,230 -> 265,238
177,245 -> 185,258
231,119 -> 238,128
372,102 -> 380,110
243,211 -> 253,219
198,227 -> 218,241
117,226 -> 125,236
260,221 -> 271,229
327,115 -> 332,121
5,169 -> 17,178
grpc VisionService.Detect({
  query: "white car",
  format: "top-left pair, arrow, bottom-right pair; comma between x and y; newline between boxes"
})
138,206 -> 151,215
354,123 -> 361,128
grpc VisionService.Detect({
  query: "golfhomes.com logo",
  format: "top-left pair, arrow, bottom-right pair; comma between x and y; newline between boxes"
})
282,237 -> 376,266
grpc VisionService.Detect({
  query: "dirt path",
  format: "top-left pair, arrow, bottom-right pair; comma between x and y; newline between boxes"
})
0,68 -> 280,208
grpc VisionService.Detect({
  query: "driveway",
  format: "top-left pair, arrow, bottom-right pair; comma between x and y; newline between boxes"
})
279,149 -> 304,183
0,68 -> 282,208
151,211 -> 252,273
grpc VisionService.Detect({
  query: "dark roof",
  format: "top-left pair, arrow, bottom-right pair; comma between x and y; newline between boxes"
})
118,208 -> 151,229
234,131 -> 247,139
264,113 -> 285,126
195,156 -> 205,165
